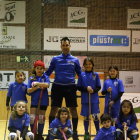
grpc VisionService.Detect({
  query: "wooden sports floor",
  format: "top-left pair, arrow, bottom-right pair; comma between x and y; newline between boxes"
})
0,120 -> 140,140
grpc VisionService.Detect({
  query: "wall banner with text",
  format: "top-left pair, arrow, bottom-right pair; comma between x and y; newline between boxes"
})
44,28 -> 87,51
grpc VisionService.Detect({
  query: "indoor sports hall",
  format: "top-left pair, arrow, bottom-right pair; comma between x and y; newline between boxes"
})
0,0 -> 140,140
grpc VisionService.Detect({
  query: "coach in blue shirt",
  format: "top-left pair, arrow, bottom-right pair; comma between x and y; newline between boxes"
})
44,37 -> 81,140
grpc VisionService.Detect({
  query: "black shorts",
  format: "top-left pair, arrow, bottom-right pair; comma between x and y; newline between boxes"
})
31,105 -> 47,111
51,84 -> 77,108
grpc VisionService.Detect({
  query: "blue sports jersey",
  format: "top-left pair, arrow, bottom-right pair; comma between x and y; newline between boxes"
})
102,78 -> 124,108
7,82 -> 27,106
49,118 -> 72,129
77,71 -> 101,104
8,113 -> 30,132
94,126 -> 116,140
44,53 -> 81,85
116,114 -> 138,131
27,75 -> 50,106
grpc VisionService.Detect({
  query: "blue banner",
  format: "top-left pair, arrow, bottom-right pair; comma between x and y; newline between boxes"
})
90,35 -> 129,46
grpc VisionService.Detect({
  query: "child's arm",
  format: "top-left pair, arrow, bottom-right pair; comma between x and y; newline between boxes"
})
116,115 -> 124,130
93,73 -> 101,93
20,126 -> 28,139
127,116 -> 138,131
101,82 -> 108,95
93,130 -> 103,140
6,83 -> 13,110
27,86 -> 39,94
32,82 -> 49,88
6,97 -> 10,110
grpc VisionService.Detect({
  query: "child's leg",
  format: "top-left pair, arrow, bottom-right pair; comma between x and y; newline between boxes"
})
8,132 -> 17,140
84,116 -> 89,133
92,104 -> 100,134
25,132 -> 34,140
92,114 -> 100,133
116,128 -> 123,140
38,107 -> 47,138
49,128 -> 62,140
65,128 -> 73,139
30,108 -> 37,131
112,108 -> 119,126
130,130 -> 139,140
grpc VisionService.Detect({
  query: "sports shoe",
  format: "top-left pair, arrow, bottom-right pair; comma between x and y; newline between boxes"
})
84,132 -> 90,140
45,135 -> 49,140
73,131 -> 79,140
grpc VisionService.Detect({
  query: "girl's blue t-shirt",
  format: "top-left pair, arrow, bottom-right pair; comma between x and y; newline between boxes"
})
7,82 -> 27,106
27,75 -> 50,106
77,71 -> 101,104
49,118 -> 72,129
8,113 -> 30,132
102,78 -> 124,108
116,114 -> 138,131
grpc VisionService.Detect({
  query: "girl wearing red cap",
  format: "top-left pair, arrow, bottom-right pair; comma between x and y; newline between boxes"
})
27,60 -> 50,140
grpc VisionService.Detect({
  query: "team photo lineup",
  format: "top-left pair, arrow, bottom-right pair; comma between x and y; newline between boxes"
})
5,37 -> 139,140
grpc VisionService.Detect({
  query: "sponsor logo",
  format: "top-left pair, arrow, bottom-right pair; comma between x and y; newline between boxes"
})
114,81 -> 118,86
22,120 -> 25,125
4,2 -> 16,22
46,36 -> 85,43
129,11 -> 140,25
67,61 -> 74,65
70,9 -> 86,23
133,38 -> 140,44
90,35 -> 129,46
125,76 -> 133,84
127,120 -> 130,125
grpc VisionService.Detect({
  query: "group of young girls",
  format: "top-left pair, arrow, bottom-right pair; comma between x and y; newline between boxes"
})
6,58 -> 139,140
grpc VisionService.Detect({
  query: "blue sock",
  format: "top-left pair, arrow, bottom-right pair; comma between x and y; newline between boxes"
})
30,124 -> 34,132
94,120 -> 99,133
84,120 -> 89,133
38,123 -> 45,134
131,135 -> 137,140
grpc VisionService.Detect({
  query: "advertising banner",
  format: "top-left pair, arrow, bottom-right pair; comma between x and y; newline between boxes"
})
127,9 -> 140,29
0,71 -> 28,91
0,26 -> 25,49
88,30 -> 131,52
132,31 -> 140,52
44,28 -> 87,51
119,71 -> 140,93
1,1 -> 25,23
0,1 -> 5,19
68,7 -> 87,27
121,93 -> 140,119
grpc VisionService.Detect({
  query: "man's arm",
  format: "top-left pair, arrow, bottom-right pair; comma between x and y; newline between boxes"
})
45,57 -> 55,76
75,59 -> 81,76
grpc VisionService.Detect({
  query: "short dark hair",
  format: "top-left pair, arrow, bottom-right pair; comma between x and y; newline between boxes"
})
61,37 -> 70,44
56,107 -> 70,120
108,65 -> 118,71
100,114 -> 111,124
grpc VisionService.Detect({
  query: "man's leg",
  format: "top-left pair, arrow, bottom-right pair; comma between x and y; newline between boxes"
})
69,107 -> 79,140
45,84 -> 63,140
65,85 -> 78,140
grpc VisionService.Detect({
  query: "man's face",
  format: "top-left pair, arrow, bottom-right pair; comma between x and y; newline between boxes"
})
61,40 -> 71,55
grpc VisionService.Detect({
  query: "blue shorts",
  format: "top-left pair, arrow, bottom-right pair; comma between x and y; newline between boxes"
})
81,103 -> 100,116
104,107 -> 120,118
